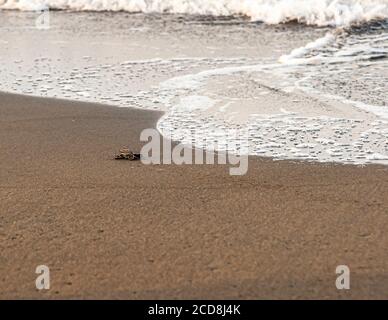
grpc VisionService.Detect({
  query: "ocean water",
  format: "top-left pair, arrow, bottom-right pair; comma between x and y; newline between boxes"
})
0,0 -> 387,165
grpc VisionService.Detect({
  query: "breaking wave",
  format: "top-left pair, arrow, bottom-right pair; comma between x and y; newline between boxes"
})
0,0 -> 388,27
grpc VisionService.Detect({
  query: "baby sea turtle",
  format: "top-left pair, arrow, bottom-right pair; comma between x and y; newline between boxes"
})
115,147 -> 141,161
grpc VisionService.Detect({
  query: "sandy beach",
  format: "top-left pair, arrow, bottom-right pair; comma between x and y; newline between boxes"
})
1,91 -> 388,299
0,2 -> 387,301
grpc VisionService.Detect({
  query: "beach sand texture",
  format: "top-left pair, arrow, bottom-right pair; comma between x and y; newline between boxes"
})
1,92 -> 388,299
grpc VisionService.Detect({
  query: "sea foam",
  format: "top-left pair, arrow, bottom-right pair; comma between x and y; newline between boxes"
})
0,0 -> 388,27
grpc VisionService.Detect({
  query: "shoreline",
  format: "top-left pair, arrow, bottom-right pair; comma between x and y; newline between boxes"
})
2,90 -> 387,170
3,10 -> 386,166
1,91 -> 388,299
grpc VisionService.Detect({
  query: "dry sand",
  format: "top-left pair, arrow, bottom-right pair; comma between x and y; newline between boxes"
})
1,91 -> 388,299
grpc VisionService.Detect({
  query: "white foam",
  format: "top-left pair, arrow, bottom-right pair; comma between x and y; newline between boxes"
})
1,0 -> 387,27
367,153 -> 388,160
279,33 -> 336,64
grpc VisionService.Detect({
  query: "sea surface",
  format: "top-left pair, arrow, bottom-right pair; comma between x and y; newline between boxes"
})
0,0 -> 387,165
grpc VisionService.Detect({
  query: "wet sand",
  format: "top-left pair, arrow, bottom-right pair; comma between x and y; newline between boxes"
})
1,91 -> 388,299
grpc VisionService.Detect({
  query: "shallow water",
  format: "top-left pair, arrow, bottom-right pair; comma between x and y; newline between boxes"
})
0,10 -> 387,165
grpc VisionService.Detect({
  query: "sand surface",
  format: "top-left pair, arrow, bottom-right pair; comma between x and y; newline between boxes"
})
1,92 -> 388,299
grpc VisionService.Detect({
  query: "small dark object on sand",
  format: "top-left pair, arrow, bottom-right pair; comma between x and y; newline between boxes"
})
115,147 -> 141,161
